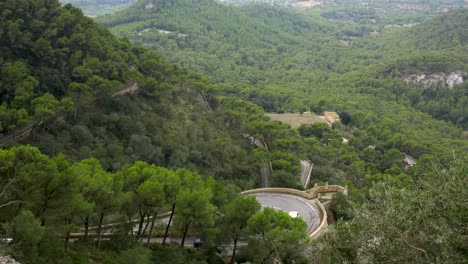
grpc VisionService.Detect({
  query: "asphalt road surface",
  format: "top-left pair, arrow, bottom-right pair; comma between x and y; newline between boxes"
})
259,165 -> 270,188
300,160 -> 312,188
247,193 -> 321,234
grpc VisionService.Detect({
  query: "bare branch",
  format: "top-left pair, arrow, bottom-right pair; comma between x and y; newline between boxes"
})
0,200 -> 22,209
0,178 -> 16,198
403,238 -> 430,262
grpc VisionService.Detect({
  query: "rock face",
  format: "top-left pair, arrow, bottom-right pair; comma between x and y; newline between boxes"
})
145,0 -> 156,9
0,256 -> 20,264
403,72 -> 465,89
446,72 -> 464,88
324,111 -> 340,123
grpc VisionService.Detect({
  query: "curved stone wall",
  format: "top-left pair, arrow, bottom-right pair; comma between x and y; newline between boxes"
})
241,187 -> 328,238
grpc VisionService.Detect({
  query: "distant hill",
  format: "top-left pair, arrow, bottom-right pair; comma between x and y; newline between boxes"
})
219,0 -> 467,11
99,0 -> 468,140
61,0 -> 137,16
99,0 -> 346,86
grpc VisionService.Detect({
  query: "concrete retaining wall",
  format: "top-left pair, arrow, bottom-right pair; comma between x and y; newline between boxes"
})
313,185 -> 347,193
241,188 -> 317,200
309,199 -> 328,239
241,188 -> 328,238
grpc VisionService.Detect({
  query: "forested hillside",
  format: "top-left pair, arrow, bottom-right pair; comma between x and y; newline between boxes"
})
0,0 -> 467,263
0,1 -> 313,263
0,0 -> 259,180
60,0 -> 136,16
101,0 -> 467,136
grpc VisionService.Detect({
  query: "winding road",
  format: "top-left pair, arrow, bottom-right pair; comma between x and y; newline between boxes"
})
246,193 -> 321,234
0,122 -> 40,146
259,165 -> 271,188
300,160 -> 313,188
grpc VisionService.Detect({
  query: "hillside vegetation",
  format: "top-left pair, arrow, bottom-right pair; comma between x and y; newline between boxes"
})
0,0 -> 467,263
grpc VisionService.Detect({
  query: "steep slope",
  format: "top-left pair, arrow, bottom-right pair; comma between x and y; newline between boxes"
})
355,9 -> 468,57
0,0 -> 262,184
99,0 -> 347,85
344,9 -> 468,128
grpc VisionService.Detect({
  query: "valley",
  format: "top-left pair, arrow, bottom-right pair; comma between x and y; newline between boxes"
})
0,0 -> 466,263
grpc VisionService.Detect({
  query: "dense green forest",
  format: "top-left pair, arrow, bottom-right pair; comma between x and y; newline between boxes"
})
100,0 -> 467,129
0,0 -> 467,263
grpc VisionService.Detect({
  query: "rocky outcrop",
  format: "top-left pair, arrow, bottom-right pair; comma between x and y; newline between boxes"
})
324,111 -> 340,123
145,0 -> 156,9
403,72 -> 465,89
0,256 -> 20,264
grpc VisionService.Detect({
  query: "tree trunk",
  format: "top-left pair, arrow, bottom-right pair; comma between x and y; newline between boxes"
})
231,236 -> 238,264
180,223 -> 190,248
90,91 -> 95,111
262,249 -> 274,263
84,216 -> 89,240
30,121 -> 37,137
65,231 -> 70,252
146,212 -> 157,246
140,211 -> 151,242
96,213 -> 104,249
64,217 -> 71,252
126,215 -> 134,236
137,210 -> 146,239
41,197 -> 49,226
73,98 -> 79,121
162,203 -> 176,244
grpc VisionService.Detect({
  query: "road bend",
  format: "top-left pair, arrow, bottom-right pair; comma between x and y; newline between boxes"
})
246,193 -> 321,234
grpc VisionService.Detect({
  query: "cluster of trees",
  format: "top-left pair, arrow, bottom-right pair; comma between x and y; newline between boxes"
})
0,0 -> 134,136
311,158 -> 467,263
219,96 -> 442,191
0,145 -> 309,264
0,0 -> 265,188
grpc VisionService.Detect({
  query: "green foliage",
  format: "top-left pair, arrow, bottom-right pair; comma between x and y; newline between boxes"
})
5,210 -> 70,264
239,207 -> 308,263
311,158 -> 467,263
98,0 -> 467,170
0,0 -> 269,186
298,123 -> 331,138
0,0 -> 467,262
223,196 -> 261,237
0,145 -> 275,263
116,245 -> 152,264
8,210 -> 45,262
0,0 -> 134,134
174,186 -> 215,247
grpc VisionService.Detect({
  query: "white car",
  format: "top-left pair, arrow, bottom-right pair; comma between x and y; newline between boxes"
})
289,211 -> 300,218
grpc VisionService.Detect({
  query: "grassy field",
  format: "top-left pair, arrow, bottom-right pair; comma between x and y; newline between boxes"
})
266,112 -> 328,128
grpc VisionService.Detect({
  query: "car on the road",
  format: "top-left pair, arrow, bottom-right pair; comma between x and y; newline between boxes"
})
289,211 -> 300,218
194,238 -> 203,248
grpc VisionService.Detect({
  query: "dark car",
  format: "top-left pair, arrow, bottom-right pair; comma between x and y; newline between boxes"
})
193,238 -> 203,248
